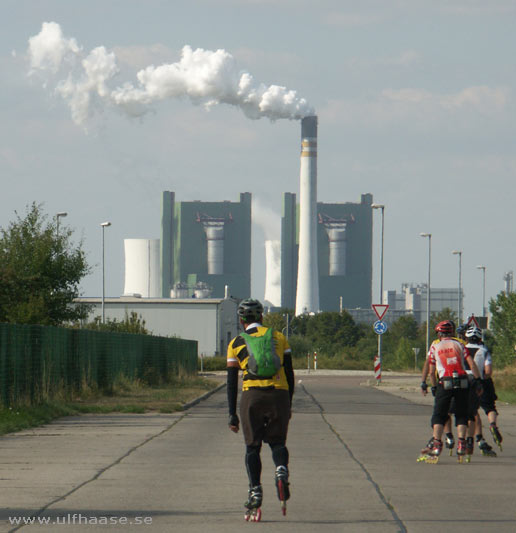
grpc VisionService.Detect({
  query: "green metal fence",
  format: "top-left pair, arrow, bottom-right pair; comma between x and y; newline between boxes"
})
0,323 -> 198,408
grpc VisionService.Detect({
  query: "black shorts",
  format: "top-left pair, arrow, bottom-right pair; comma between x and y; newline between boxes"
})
468,386 -> 480,421
431,385 -> 469,427
480,378 -> 498,415
240,388 -> 291,447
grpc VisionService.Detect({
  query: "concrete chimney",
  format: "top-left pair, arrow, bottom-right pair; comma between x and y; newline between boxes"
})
295,116 -> 319,315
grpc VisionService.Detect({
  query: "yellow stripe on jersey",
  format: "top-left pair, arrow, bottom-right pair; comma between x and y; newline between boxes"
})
227,325 -> 290,391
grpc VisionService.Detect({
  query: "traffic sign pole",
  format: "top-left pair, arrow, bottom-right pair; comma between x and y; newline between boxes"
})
372,305 -> 389,385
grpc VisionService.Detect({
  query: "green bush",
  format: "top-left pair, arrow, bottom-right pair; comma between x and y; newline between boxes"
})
198,355 -> 226,371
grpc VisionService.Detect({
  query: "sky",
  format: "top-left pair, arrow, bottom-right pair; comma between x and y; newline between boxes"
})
1,0 -> 515,320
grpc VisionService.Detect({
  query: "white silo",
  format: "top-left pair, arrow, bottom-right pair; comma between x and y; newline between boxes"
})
295,115 -> 319,315
123,239 -> 160,297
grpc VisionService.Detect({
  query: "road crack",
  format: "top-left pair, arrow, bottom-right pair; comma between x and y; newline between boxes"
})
300,383 -> 407,533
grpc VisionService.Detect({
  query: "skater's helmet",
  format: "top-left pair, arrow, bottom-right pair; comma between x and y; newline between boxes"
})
456,323 -> 468,337
465,325 -> 482,341
435,320 -> 455,336
237,298 -> 264,322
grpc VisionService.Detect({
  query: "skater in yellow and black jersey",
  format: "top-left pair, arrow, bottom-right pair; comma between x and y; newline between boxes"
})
227,298 -> 294,521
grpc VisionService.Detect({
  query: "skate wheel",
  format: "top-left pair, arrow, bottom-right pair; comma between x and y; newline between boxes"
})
281,503 -> 287,516
245,512 -> 250,522
253,508 -> 261,522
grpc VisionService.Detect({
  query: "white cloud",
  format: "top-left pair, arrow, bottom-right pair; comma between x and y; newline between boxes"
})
346,50 -> 422,69
321,11 -> 381,27
320,85 -> 511,127
439,0 -> 516,15
382,85 -> 510,112
233,47 -> 304,76
112,44 -> 176,71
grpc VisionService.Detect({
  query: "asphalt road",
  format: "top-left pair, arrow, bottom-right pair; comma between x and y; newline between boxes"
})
1,373 -> 515,532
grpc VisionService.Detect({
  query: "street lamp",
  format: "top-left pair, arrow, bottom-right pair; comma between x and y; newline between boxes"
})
452,250 -> 462,324
371,204 -> 385,303
372,203 -> 385,383
477,265 -> 486,316
56,212 -> 67,237
420,233 -> 432,355
101,222 -> 112,323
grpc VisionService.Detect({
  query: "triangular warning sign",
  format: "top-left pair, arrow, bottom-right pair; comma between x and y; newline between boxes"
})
372,304 -> 389,321
467,315 -> 480,328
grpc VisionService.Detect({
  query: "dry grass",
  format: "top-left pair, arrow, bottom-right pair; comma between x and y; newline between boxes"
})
67,375 -> 220,414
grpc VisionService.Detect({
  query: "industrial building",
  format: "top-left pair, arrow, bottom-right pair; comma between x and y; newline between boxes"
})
384,283 -> 463,324
161,191 -> 252,300
281,192 -> 373,312
75,296 -> 239,356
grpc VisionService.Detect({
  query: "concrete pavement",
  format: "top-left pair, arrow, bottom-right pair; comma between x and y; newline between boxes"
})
1,372 -> 515,532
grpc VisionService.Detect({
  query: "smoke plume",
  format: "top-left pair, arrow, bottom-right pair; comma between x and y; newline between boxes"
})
27,22 -> 314,125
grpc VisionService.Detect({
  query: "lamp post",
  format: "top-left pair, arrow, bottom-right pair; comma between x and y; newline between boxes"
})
372,203 -> 385,383
101,222 -> 112,323
420,233 -> 432,355
56,212 -> 67,237
477,265 -> 486,316
452,250 -> 462,324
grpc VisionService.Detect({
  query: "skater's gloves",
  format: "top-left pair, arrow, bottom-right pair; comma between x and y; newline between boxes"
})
229,414 -> 240,433
431,386 -> 437,397
420,382 -> 428,395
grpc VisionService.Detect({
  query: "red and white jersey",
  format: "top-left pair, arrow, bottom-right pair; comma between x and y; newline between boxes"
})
428,337 -> 470,379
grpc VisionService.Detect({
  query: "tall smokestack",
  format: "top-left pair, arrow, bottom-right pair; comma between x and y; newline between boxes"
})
295,116 -> 319,315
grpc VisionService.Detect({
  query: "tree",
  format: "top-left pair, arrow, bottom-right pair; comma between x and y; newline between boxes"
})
84,311 -> 150,334
0,203 -> 90,325
262,312 -> 287,333
489,292 -> 516,367
303,311 -> 362,356
389,314 -> 419,341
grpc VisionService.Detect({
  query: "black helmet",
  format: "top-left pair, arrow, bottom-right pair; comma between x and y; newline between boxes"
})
237,298 -> 264,322
456,323 -> 468,335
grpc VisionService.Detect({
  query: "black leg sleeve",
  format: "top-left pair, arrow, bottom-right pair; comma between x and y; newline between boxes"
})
269,442 -> 289,468
245,445 -> 262,486
283,353 -> 295,405
227,366 -> 239,416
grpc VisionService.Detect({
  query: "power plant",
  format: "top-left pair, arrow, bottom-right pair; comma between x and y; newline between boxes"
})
119,116 -> 372,313
160,192 -> 252,299
281,193 -> 373,312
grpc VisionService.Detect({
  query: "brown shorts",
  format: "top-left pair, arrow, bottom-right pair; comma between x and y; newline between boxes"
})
240,388 -> 291,447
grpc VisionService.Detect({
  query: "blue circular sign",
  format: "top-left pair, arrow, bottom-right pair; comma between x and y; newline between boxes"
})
373,320 -> 388,334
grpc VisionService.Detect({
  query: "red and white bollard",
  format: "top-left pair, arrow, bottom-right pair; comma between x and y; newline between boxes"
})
374,355 -> 381,383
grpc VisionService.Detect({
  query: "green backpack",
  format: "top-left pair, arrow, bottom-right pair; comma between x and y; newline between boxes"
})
241,328 -> 281,379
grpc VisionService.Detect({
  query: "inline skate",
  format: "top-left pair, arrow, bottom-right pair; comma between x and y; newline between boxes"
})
244,485 -> 262,522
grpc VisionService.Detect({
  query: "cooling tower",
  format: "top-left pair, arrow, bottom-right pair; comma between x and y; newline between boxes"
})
295,115 -> 319,315
123,239 -> 160,297
264,240 -> 281,307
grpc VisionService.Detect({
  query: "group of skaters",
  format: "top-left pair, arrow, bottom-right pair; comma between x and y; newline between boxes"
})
224,299 -> 505,521
419,319 -> 503,463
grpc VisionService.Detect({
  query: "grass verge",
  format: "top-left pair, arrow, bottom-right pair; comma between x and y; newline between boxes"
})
494,364 -> 516,405
0,374 -> 220,436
